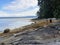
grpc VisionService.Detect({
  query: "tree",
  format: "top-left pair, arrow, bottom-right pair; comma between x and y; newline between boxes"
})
37,0 -> 60,19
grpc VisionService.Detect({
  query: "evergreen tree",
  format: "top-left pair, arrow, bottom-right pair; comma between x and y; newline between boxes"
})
37,0 -> 60,19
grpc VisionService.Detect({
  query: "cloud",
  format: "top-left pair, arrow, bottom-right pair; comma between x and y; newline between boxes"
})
0,0 -> 39,17
10,7 -> 39,17
3,0 -> 38,11
0,6 -> 39,17
0,11 -> 9,17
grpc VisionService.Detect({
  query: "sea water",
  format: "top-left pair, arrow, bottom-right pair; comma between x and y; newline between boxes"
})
0,18 -> 33,32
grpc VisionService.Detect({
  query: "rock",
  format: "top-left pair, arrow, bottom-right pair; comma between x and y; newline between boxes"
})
0,42 -> 5,45
2,22 -> 60,45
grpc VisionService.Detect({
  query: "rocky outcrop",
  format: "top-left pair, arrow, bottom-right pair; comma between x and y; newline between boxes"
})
1,22 -> 60,45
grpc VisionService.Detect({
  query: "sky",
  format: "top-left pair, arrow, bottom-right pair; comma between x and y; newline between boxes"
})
0,0 -> 39,17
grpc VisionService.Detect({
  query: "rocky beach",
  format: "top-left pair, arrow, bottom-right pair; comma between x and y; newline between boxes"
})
0,19 -> 60,45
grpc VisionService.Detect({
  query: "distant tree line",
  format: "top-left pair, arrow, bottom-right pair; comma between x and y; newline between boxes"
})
37,0 -> 60,19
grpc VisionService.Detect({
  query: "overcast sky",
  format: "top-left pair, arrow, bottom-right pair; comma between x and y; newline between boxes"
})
0,0 -> 39,17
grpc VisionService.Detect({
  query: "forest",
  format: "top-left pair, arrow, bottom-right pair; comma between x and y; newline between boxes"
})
37,0 -> 60,19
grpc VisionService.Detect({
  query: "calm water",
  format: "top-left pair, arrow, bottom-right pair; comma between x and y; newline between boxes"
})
0,18 -> 33,32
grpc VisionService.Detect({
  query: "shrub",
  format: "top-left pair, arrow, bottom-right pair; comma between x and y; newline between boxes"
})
3,29 -> 10,33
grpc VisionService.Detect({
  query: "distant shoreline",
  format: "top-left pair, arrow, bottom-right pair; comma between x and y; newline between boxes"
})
0,16 -> 37,19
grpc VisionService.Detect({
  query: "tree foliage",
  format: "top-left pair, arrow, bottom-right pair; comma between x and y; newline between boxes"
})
37,0 -> 60,19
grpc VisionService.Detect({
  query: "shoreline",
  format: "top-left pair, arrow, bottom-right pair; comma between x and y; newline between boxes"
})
0,19 -> 60,45
0,18 -> 33,32
0,19 -> 59,36
0,19 -> 60,44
